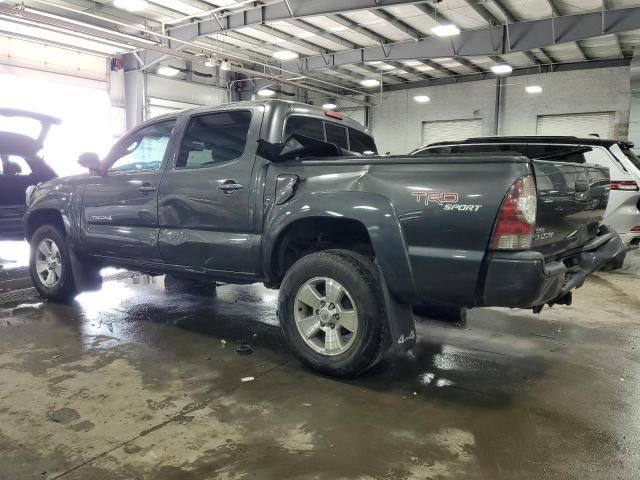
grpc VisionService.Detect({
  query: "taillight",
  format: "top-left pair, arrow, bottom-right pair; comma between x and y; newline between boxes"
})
491,175 -> 537,250
631,226 -> 640,232
610,180 -> 639,191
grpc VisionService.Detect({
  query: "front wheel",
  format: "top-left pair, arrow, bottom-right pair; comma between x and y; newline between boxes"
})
278,250 -> 388,378
29,225 -> 77,302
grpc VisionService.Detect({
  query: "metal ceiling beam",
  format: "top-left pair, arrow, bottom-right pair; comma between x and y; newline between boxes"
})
385,58 -> 630,91
284,18 -> 359,50
164,0 -> 431,50
370,8 -> 485,74
545,0 -> 590,61
602,0 -> 626,58
411,2 -> 492,71
480,0 -> 555,63
238,23 -> 409,84
331,13 -> 459,77
280,7 -> 640,72
464,0 -> 541,66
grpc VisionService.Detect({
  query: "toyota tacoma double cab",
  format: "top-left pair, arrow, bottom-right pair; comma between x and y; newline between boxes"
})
24,100 -> 624,377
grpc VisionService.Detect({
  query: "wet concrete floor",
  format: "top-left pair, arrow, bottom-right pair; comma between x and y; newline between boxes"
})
1,241 -> 639,479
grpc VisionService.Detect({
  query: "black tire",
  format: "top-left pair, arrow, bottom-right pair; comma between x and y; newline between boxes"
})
164,274 -> 217,294
29,225 -> 77,302
278,249 -> 388,378
413,302 -> 467,324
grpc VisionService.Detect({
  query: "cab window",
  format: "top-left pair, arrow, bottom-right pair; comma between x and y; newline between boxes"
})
285,116 -> 325,142
176,111 -> 252,168
108,120 -> 175,173
348,128 -> 377,154
325,123 -> 348,150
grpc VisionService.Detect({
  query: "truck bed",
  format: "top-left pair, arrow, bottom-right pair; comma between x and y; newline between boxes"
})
268,152 -> 609,307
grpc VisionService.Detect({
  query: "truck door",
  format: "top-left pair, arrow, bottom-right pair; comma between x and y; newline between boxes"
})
81,119 -> 176,261
157,107 -> 262,275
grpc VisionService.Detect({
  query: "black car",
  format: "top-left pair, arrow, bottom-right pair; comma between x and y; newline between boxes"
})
0,109 -> 59,237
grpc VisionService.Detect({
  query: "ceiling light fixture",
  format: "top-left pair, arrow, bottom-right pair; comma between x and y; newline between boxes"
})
204,57 -> 216,68
220,59 -> 232,71
113,0 -> 148,12
491,64 -> 513,75
273,50 -> 299,61
360,78 -> 381,88
257,88 -> 276,97
322,103 -> 337,110
525,85 -> 543,94
414,95 -> 431,103
157,65 -> 180,76
431,24 -> 461,37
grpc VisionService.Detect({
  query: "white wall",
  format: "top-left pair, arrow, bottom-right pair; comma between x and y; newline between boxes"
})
499,67 -> 630,139
370,66 -> 631,154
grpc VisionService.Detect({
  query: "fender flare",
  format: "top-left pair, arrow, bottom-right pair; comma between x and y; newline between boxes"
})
263,191 -> 417,304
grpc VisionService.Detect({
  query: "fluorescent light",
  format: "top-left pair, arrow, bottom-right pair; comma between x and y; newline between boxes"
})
157,65 -> 180,77
322,103 -> 337,110
491,64 -> 513,75
257,88 -> 276,97
414,95 -> 431,103
360,78 -> 381,88
431,24 -> 461,37
113,0 -> 148,12
525,85 -> 543,94
273,50 -> 299,61
220,60 -> 232,71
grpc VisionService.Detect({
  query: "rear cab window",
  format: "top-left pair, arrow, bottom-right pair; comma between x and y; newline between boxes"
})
284,114 -> 377,155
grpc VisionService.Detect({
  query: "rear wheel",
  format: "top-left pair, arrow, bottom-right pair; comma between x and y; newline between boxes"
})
278,250 -> 388,378
29,225 -> 77,302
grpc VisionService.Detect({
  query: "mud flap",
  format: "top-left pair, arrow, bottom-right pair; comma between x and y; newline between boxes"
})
376,263 -> 416,352
69,248 -> 102,293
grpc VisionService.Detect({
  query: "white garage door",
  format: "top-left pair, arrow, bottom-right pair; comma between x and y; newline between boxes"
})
421,118 -> 482,146
536,112 -> 615,138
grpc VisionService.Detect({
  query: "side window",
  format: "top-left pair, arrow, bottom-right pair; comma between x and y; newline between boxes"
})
108,120 -> 175,173
584,148 -> 614,169
0,155 -> 32,176
176,111 -> 252,169
285,116 -> 325,142
325,122 -> 348,149
458,144 -> 527,155
348,128 -> 377,154
528,144 -> 566,159
419,146 -> 453,155
529,145 -> 586,163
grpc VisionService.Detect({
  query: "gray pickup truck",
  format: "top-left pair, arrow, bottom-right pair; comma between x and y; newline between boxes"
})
24,99 -> 624,377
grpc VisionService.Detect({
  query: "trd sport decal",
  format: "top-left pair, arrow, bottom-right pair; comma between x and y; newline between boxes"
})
412,191 -> 483,212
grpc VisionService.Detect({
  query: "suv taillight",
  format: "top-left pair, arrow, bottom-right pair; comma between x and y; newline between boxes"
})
491,175 -> 537,250
610,180 -> 639,191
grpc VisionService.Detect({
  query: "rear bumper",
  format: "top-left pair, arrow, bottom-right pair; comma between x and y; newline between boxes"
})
481,229 -> 626,309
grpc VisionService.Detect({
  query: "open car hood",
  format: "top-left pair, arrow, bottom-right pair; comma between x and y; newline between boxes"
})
0,108 -> 61,155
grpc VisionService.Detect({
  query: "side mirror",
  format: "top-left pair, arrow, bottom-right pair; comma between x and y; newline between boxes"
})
78,152 -> 101,173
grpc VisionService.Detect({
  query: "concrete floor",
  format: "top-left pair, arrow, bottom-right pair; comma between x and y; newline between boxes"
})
1,241 -> 639,480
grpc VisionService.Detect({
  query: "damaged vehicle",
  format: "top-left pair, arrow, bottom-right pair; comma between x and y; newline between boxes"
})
24,100 -> 624,377
413,136 -> 640,265
0,109 -> 59,238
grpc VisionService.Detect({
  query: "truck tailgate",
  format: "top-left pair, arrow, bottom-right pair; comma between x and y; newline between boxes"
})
531,159 -> 610,258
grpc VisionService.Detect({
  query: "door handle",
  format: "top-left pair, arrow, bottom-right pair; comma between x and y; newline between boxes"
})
138,183 -> 157,193
218,180 -> 244,194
